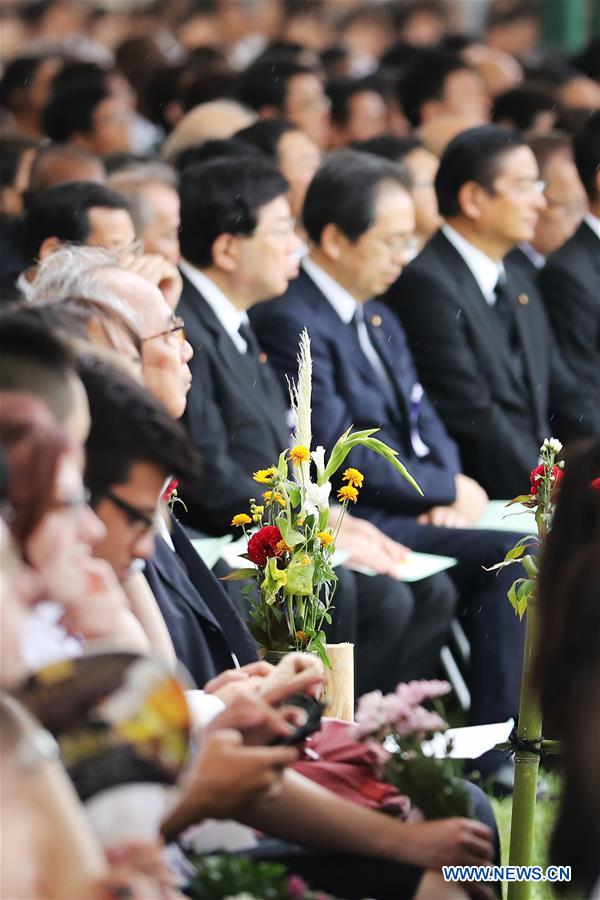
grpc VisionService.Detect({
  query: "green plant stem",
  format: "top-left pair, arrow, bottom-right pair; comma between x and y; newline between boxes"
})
507,591 -> 542,900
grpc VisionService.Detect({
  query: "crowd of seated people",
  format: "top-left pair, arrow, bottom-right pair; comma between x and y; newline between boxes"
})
1,1 -> 599,897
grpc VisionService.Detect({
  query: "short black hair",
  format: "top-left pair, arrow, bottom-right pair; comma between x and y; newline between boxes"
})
0,56 -> 47,112
0,136 -> 39,189
302,149 -> 410,244
327,76 -> 386,128
239,59 -> 317,112
49,61 -> 107,97
23,180 -> 129,263
0,311 -> 77,423
392,0 -> 447,32
179,158 -> 288,268
398,49 -> 475,127
42,83 -> 111,143
234,119 -> 299,160
486,0 -> 540,29
174,138 -> 263,174
351,134 -> 421,163
573,110 -> 600,202
492,86 -> 556,132
80,354 -> 198,503
435,124 -> 526,218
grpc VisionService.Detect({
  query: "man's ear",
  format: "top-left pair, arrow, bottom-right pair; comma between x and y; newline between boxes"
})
320,222 -> 344,261
419,98 -> 443,124
38,236 -> 63,259
457,180 -> 486,222
211,232 -> 239,272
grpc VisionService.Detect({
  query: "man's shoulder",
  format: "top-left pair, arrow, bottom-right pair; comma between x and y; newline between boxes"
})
543,223 -> 593,275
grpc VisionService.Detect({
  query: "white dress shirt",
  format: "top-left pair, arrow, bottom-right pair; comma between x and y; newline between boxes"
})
518,242 -> 546,270
179,260 -> 250,353
442,224 -> 505,305
583,212 -> 600,241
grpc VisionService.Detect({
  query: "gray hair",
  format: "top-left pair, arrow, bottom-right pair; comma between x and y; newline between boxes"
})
22,245 -> 142,334
108,164 -> 178,233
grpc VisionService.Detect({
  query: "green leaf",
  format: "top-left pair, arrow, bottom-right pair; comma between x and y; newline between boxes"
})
506,494 -> 534,507
288,485 -> 301,507
507,578 -> 534,620
220,567 -> 259,581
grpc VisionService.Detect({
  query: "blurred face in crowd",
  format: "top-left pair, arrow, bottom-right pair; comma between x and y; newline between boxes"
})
321,182 -> 416,301
557,76 -> 599,111
0,520 -> 42,689
422,68 -> 490,125
26,449 -> 106,606
97,269 -> 192,418
532,155 -> 587,257
276,129 -> 321,223
139,182 -> 181,266
283,74 -> 331,149
334,90 -> 388,145
218,194 -> 302,305
458,145 -> 546,255
87,206 -> 136,254
403,146 -> 442,244
93,461 -> 165,582
81,96 -> 132,155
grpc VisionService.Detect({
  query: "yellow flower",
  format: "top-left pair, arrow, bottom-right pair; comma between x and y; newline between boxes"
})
295,630 -> 309,645
317,530 -> 334,547
288,445 -> 311,466
253,467 -> 278,484
342,467 -> 364,488
275,539 -> 293,556
337,484 -> 359,504
263,490 -> 286,508
231,513 -> 252,527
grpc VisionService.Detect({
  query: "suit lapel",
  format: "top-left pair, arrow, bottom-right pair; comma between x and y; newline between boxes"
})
298,269 -> 393,397
151,534 -> 222,631
435,233 -> 530,404
169,517 -> 257,663
180,275 -> 289,449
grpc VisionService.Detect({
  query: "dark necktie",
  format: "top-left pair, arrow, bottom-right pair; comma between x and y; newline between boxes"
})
238,320 -> 260,357
492,277 -> 517,349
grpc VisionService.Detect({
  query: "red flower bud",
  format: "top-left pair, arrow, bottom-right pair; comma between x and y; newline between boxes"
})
529,465 -> 563,496
161,478 -> 179,502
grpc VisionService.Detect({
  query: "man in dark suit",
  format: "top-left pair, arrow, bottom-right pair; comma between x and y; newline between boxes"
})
507,131 -> 587,282
251,150 -> 528,775
385,124 -> 599,501
538,112 -> 600,414
176,156 -> 456,696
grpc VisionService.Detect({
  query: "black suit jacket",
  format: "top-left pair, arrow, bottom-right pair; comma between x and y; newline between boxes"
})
144,516 -> 258,687
385,229 -> 598,499
177,272 -> 291,534
538,221 -> 600,409
505,246 -> 540,284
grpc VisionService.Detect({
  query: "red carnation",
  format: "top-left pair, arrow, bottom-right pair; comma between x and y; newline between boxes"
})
529,465 -> 563,496
591,477 -> 600,491
247,525 -> 284,568
161,478 -> 179,502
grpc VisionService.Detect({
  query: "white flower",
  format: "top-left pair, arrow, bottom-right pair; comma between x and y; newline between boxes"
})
312,445 -> 326,480
542,437 -> 562,454
304,480 -> 331,516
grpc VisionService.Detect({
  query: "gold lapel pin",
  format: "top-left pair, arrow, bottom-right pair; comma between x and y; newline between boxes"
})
371,314 -> 382,326
258,351 -> 268,364
518,293 -> 529,306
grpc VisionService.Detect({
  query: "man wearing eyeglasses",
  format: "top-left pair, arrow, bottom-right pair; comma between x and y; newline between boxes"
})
385,124 -> 599,501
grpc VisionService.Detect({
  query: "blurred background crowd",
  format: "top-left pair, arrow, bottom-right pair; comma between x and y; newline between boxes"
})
1,1 -> 599,899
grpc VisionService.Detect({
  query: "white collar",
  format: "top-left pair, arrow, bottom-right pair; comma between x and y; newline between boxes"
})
583,212 -> 600,241
518,242 -> 546,270
180,259 -> 250,353
302,256 -> 358,324
442,223 -> 505,305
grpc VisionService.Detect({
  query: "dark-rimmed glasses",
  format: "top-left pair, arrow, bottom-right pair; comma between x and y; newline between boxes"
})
105,490 -> 158,537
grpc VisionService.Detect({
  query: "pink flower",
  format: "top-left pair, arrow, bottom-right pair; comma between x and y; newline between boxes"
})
287,874 -> 308,898
395,680 -> 451,707
161,478 -> 179,502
